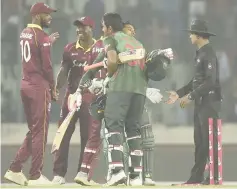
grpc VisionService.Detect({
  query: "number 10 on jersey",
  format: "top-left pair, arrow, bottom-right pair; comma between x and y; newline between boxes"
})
20,40 -> 31,63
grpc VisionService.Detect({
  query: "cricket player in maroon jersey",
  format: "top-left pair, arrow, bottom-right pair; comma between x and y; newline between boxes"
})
52,16 -> 105,185
4,2 -> 59,186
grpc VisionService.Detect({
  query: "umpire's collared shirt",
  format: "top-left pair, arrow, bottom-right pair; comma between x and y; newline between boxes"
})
176,43 -> 222,105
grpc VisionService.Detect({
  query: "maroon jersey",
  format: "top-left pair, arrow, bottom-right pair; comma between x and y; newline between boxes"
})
20,24 -> 54,89
61,38 -> 105,93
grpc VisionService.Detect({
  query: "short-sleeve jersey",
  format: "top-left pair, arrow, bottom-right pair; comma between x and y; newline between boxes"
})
103,31 -> 148,95
20,24 -> 54,89
61,38 -> 106,93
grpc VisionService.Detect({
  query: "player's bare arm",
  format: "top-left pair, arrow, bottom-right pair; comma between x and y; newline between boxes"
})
56,64 -> 69,91
79,51 -> 106,88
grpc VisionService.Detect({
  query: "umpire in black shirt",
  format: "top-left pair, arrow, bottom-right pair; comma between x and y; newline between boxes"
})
167,20 -> 222,185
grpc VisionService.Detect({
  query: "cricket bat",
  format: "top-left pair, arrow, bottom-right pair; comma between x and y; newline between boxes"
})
51,109 -> 76,154
118,48 -> 146,63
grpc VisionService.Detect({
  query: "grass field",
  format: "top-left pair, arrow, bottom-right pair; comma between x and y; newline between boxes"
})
1,182 -> 237,189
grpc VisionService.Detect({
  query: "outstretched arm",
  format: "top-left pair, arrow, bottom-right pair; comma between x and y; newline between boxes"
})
79,51 -> 105,88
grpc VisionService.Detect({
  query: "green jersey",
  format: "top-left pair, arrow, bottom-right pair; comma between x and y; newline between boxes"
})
103,31 -> 148,95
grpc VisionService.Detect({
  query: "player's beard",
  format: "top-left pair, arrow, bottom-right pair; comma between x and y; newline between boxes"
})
41,19 -> 50,29
79,34 -> 89,43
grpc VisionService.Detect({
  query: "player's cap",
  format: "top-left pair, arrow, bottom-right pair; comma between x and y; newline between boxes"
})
73,16 -> 95,28
30,2 -> 57,15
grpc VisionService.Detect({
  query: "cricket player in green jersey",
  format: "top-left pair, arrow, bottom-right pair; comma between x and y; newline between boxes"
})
100,13 -> 148,186
78,20 -> 173,186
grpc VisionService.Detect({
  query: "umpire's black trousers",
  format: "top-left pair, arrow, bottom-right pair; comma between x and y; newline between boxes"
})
189,100 -> 221,182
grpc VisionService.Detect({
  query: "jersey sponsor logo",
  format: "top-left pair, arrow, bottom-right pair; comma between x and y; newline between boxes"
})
71,53 -> 78,56
20,33 -> 33,39
92,47 -> 104,54
72,60 -> 88,67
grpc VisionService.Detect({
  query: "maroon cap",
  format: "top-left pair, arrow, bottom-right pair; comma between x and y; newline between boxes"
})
30,2 -> 57,15
73,16 -> 95,28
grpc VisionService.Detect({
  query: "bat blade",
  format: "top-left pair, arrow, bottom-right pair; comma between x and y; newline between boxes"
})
118,48 -> 146,63
51,109 -> 77,154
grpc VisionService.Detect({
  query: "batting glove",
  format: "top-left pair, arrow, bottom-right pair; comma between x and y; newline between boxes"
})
68,89 -> 82,111
158,48 -> 174,60
88,78 -> 104,95
80,79 -> 92,89
146,88 -> 163,103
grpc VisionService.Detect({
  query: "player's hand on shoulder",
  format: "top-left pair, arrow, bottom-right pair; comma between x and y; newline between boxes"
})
49,32 -> 60,45
146,88 -> 163,103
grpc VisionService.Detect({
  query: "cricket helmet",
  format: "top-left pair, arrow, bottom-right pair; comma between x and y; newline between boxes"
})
146,52 -> 171,81
89,94 -> 107,120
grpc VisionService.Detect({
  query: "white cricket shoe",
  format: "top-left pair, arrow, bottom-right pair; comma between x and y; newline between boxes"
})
52,175 -> 66,185
4,170 -> 28,186
129,176 -> 143,186
28,174 -> 53,186
74,172 -> 98,186
144,177 -> 156,186
103,170 -> 127,186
